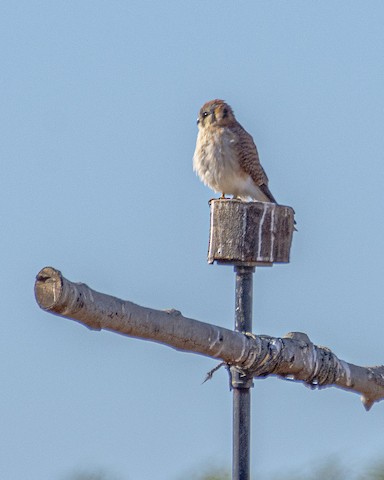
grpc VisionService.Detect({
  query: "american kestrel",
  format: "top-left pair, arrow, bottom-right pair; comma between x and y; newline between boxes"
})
193,99 -> 276,203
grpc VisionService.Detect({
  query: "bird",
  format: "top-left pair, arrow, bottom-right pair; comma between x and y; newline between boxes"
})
193,99 -> 277,203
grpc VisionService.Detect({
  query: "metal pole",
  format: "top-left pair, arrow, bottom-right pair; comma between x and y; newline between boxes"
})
232,265 -> 255,480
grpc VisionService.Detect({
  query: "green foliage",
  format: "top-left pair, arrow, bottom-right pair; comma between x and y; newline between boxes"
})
191,457 -> 384,480
274,457 -> 349,480
63,469 -> 121,480
358,461 -> 384,480
62,457 -> 384,480
197,470 -> 231,480
186,466 -> 231,480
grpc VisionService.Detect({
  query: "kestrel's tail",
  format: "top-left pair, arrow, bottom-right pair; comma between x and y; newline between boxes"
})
259,183 -> 277,203
259,184 -> 297,229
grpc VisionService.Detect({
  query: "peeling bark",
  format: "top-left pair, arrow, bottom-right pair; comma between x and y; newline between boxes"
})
35,266 -> 384,410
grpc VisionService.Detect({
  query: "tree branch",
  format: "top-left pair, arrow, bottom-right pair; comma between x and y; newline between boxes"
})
34,266 -> 384,410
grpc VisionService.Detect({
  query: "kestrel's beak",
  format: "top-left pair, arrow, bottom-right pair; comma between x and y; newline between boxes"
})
196,118 -> 200,125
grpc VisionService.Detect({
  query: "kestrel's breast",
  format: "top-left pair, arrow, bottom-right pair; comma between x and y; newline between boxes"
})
193,127 -> 246,195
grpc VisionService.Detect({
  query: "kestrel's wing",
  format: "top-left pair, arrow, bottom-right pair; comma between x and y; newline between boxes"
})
235,124 -> 277,203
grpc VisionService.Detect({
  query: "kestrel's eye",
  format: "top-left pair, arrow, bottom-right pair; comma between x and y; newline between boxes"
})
202,111 -> 209,118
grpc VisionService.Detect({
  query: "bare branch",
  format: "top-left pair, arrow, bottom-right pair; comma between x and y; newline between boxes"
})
34,267 -> 384,410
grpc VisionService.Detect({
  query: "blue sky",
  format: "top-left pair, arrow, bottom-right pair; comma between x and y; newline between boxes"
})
2,1 -> 384,479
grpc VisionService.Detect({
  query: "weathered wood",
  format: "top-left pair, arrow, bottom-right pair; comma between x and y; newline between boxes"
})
208,199 -> 295,266
34,267 -> 384,410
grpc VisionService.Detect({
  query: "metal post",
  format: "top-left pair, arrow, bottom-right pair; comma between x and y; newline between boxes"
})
232,265 -> 255,480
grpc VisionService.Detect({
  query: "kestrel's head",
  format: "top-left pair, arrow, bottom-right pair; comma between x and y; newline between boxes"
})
197,99 -> 236,128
